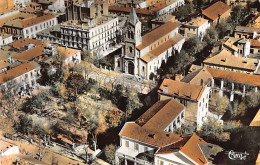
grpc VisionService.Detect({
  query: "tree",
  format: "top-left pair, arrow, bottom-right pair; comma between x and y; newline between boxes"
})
230,6 -> 248,28
16,115 -> 33,136
21,92 -> 50,113
203,27 -> 219,52
209,93 -> 229,114
104,144 -> 117,164
172,3 -> 195,20
65,73 -> 88,100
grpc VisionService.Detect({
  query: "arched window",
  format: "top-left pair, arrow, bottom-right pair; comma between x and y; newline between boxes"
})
127,31 -> 130,38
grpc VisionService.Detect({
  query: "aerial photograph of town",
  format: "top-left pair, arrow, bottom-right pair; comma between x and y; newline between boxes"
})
0,0 -> 260,164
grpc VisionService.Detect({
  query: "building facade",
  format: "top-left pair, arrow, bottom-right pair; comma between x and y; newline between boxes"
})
60,15 -> 119,51
2,14 -> 58,39
115,8 -> 184,79
158,79 -> 210,127
0,62 -> 41,95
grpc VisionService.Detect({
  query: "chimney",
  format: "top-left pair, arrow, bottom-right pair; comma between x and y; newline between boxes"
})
163,85 -> 168,94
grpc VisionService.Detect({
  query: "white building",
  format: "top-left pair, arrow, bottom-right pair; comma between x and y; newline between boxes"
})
115,8 -> 185,79
0,34 -> 13,48
14,0 -> 31,8
0,62 -> 40,95
56,46 -> 81,65
158,79 -> 210,127
60,15 -> 119,52
181,17 -> 210,40
2,14 -> 58,39
156,0 -> 185,16
48,0 -> 66,13
115,96 -> 221,165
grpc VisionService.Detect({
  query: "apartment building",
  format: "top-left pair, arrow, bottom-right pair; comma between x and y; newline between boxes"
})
0,33 -> 13,48
0,62 -> 41,95
158,79 -> 210,127
202,1 -> 231,26
2,14 -> 58,39
115,8 -> 184,79
181,17 -> 210,39
60,15 -> 119,51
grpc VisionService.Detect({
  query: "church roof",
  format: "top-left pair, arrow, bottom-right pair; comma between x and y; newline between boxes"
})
127,8 -> 139,25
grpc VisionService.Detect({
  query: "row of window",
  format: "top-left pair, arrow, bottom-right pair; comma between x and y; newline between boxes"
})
124,140 -> 148,152
26,19 -> 56,35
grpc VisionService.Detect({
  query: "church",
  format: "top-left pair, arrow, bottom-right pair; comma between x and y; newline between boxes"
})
115,8 -> 185,80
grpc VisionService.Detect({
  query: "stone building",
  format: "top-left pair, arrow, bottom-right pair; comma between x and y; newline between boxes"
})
201,1 -> 231,26
115,8 -> 184,79
181,17 -> 210,40
182,67 -> 260,101
222,37 -> 250,58
115,98 -> 210,165
65,0 -> 108,21
158,79 -> 210,127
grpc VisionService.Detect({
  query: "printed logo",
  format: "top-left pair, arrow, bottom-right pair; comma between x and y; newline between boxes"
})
226,150 -> 249,160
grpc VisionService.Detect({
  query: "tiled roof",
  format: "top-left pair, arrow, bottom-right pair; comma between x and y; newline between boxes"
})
206,67 -> 260,86
0,0 -> 18,14
202,1 -> 230,21
141,34 -> 184,63
250,109 -> 260,126
0,62 -> 40,84
56,46 -> 81,59
203,50 -> 259,72
250,39 -> 260,47
183,17 -> 208,27
158,79 -> 205,101
136,21 -> 180,50
180,134 -> 207,165
181,68 -> 213,86
156,134 -> 207,165
109,1 -> 167,15
235,26 -> 260,33
13,45 -> 46,61
119,122 -> 182,147
10,38 -> 45,50
136,99 -> 184,131
4,14 -> 56,28
0,58 -> 11,70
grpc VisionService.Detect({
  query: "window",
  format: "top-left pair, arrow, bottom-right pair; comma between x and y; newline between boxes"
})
134,143 -> 139,151
125,140 -> 129,148
181,112 -> 184,119
144,146 -> 148,152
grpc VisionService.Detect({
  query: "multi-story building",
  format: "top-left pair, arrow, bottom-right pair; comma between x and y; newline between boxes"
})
65,0 -> 108,21
115,8 -> 184,79
201,1 -> 231,26
56,46 -> 81,65
60,15 -> 119,51
156,0 -> 185,16
183,67 -> 260,101
234,26 -> 260,39
222,37 -> 250,58
2,14 -> 58,39
0,62 -> 41,95
203,49 -> 260,75
250,39 -> 260,55
181,17 -> 210,40
115,98 -> 211,165
158,79 -> 210,127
